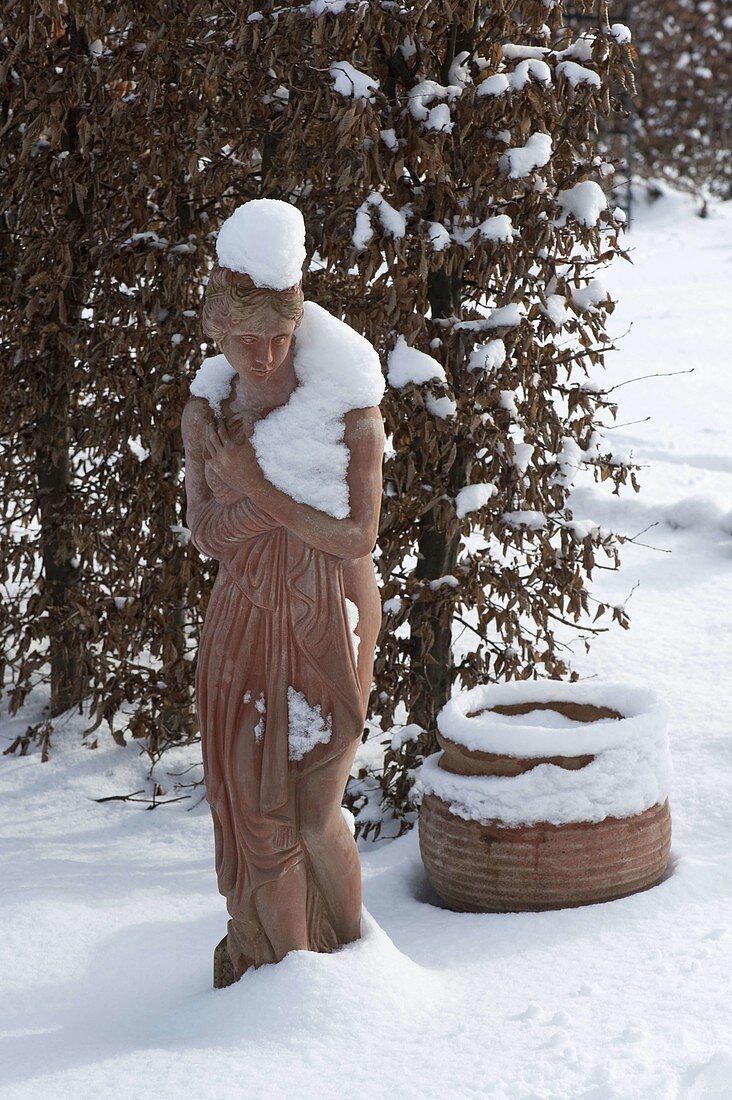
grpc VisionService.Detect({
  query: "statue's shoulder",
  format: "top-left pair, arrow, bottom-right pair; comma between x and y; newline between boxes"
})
182,394 -> 214,431
345,403 -> 383,424
181,393 -> 218,454
344,404 -> 386,450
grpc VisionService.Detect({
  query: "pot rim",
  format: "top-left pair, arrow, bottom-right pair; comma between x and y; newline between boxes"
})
436,679 -> 669,759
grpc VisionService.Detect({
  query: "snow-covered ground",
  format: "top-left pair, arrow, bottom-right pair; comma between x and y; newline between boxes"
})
1,188 -> 731,1099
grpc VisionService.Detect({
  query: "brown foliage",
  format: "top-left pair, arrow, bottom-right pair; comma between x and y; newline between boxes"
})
1,2 -> 637,832
631,0 -> 731,200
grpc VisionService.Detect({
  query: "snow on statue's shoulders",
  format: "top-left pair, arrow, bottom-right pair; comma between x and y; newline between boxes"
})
252,301 -> 385,520
290,301 -> 384,408
188,302 -> 384,519
189,353 -> 236,418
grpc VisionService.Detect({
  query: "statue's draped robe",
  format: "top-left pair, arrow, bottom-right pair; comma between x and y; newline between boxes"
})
190,457 -> 365,978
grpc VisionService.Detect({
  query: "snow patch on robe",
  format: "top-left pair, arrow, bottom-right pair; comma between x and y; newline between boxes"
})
344,597 -> 360,663
254,693 -> 266,743
287,687 -> 333,761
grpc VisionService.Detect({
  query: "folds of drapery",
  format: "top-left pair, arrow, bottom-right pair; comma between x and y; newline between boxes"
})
188,494 -> 280,562
183,402 -> 366,970
189,480 -> 364,813
181,399 -> 283,562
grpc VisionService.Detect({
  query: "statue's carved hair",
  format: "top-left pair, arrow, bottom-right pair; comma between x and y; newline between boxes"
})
201,264 -> 305,341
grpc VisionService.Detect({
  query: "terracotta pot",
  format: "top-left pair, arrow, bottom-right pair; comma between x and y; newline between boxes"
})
418,689 -> 672,912
419,792 -> 672,912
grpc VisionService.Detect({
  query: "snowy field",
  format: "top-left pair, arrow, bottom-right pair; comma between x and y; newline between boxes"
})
1,188 -> 731,1099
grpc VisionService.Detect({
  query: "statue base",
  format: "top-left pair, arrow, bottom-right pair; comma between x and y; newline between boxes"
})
213,934 -> 237,989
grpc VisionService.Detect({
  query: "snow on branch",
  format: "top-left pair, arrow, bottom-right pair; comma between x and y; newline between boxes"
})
329,60 -> 379,101
352,193 -> 409,250
556,181 -> 608,227
387,337 -> 446,387
500,133 -> 552,179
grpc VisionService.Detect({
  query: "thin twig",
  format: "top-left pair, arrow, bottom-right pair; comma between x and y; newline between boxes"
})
623,522 -> 672,552
606,367 -> 694,393
93,789 -> 145,803
600,416 -> 651,429
545,608 -> 609,633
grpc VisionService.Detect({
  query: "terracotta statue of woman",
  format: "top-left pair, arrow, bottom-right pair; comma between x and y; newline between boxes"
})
180,199 -> 385,987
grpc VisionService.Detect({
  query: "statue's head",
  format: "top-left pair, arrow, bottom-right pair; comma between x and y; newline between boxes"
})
202,266 -> 304,380
203,198 -> 306,381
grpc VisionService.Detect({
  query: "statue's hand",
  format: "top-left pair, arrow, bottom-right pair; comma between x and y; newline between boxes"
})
204,419 -> 264,498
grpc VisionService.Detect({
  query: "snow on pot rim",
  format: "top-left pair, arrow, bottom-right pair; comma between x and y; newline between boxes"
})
436,679 -> 670,759
417,734 -> 672,828
419,685 -> 671,829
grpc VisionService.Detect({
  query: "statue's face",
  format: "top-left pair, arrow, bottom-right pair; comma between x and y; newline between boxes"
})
220,305 -> 297,381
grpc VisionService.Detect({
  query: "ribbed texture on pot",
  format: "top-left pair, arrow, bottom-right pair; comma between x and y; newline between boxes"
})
419,794 -> 672,912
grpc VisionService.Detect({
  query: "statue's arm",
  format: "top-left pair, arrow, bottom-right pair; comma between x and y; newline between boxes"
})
247,406 -> 385,560
181,398 -> 274,559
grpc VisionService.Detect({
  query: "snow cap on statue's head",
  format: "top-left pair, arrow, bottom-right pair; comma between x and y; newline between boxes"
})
215,199 -> 306,291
